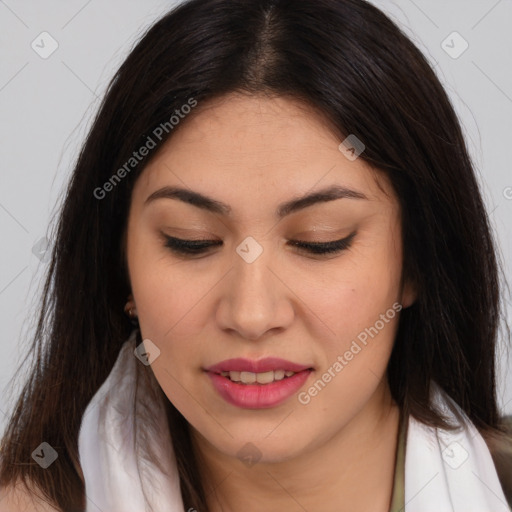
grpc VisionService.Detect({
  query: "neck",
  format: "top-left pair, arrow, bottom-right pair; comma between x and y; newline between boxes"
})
191,382 -> 401,512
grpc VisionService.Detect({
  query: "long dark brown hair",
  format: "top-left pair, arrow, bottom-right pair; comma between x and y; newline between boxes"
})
1,0 -> 510,510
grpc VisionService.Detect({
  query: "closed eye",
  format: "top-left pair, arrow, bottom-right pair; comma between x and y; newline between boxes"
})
163,231 -> 356,257
288,231 -> 356,254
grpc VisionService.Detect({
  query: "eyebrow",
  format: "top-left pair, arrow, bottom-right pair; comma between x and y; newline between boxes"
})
144,184 -> 367,218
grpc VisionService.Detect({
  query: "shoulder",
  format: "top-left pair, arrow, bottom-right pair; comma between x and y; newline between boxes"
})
0,481 -> 60,512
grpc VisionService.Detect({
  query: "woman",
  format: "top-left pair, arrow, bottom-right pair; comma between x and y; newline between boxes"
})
0,0 -> 511,510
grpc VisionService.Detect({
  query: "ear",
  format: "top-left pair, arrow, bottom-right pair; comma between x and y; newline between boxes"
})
400,278 -> 417,309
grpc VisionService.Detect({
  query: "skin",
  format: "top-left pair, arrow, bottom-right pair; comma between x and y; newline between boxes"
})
126,92 -> 416,512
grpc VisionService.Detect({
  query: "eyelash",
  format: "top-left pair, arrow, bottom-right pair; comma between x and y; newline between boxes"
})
163,232 -> 356,256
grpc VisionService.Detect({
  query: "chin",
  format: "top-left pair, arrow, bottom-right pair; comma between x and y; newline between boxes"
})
217,434 -> 308,465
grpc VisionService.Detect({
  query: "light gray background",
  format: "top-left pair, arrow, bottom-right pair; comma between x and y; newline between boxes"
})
1,0 -> 511,437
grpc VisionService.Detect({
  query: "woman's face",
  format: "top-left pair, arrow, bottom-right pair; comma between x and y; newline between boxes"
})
126,93 -> 415,464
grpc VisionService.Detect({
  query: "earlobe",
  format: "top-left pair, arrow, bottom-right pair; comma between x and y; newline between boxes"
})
124,293 -> 138,320
400,279 -> 417,309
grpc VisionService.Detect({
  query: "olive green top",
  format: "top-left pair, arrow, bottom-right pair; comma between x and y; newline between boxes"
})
388,414 -> 512,512
389,410 -> 406,512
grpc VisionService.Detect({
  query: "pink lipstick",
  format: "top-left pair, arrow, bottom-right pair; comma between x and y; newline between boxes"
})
205,357 -> 313,409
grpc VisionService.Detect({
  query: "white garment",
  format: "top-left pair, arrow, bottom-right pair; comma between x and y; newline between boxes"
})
78,330 -> 510,511
78,330 -> 184,512
405,384 -> 510,511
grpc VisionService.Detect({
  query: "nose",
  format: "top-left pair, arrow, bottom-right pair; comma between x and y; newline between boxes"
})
215,243 -> 294,341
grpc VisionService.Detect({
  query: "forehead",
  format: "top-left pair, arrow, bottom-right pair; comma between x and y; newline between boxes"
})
132,93 -> 396,215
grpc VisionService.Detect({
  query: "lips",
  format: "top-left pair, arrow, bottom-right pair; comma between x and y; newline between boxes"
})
204,357 -> 314,409
205,357 -> 312,374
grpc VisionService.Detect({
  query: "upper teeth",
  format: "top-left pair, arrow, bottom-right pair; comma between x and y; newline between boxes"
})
220,370 -> 296,384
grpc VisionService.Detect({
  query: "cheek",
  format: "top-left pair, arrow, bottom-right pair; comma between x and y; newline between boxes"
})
127,224 -> 210,337
303,243 -> 402,342
134,267 -> 213,343
298,239 -> 403,397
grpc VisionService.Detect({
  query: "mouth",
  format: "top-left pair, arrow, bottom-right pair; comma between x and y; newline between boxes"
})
218,369 -> 298,384
204,357 -> 314,409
